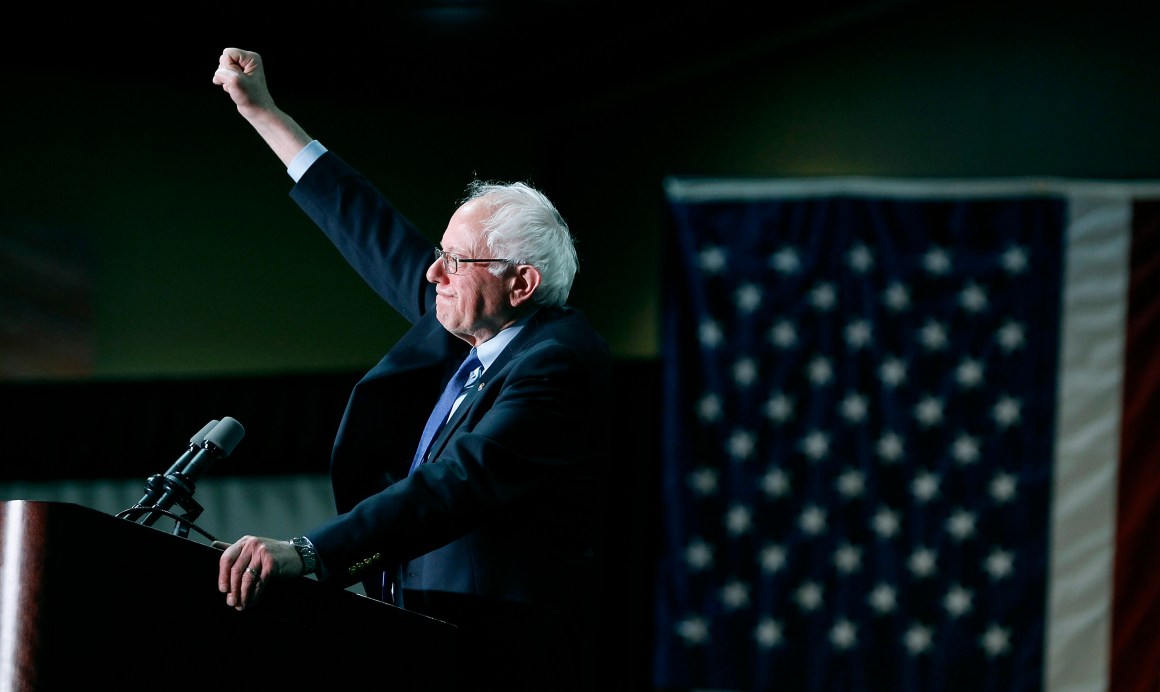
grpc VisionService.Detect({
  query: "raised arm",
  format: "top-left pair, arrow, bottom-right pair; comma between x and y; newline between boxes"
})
212,47 -> 312,167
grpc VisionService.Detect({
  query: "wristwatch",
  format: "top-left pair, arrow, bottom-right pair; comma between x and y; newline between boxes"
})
290,536 -> 319,576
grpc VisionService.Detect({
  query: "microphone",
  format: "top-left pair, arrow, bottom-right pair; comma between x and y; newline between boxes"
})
132,416 -> 246,529
131,419 -> 219,509
179,416 -> 246,484
164,419 -> 220,475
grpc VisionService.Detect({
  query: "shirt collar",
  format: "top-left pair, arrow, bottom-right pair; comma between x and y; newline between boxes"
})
474,319 -> 527,370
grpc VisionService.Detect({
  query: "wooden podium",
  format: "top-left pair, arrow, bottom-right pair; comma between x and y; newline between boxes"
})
0,500 -> 458,690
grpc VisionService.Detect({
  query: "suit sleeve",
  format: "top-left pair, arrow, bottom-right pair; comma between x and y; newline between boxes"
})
290,150 -> 437,324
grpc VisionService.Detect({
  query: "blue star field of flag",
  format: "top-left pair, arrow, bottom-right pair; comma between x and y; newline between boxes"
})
655,192 -> 1066,691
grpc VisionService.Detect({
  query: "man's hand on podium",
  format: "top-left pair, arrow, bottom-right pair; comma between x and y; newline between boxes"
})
215,535 -> 305,611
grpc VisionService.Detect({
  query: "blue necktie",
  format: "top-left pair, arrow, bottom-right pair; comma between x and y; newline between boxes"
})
409,350 -> 483,474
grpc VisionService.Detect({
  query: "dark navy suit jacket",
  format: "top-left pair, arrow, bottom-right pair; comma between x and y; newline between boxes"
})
290,151 -> 612,688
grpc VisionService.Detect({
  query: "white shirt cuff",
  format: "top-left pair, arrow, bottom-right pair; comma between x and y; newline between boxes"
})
287,140 -> 328,182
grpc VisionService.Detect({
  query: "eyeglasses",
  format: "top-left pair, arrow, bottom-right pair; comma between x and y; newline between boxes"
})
433,248 -> 512,274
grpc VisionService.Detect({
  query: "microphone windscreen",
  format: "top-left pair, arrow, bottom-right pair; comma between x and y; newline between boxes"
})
189,419 -> 220,448
206,416 -> 245,456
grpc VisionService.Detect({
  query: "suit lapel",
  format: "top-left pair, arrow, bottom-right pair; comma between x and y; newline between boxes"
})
423,308 -> 562,461
429,373 -> 485,458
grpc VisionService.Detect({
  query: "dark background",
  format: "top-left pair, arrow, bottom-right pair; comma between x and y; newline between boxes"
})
3,2 -> 1160,688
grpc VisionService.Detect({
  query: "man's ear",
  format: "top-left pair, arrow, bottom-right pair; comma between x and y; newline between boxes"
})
508,265 -> 542,307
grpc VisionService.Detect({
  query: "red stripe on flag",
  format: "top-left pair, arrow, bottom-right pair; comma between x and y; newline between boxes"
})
1113,199 -> 1160,692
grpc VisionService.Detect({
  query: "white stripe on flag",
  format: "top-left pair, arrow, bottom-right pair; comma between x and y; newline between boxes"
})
1047,192 -> 1132,692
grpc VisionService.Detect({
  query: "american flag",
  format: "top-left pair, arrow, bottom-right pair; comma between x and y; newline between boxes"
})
653,177 -> 1160,691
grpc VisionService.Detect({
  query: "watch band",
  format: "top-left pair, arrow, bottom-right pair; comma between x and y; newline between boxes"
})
290,536 -> 319,576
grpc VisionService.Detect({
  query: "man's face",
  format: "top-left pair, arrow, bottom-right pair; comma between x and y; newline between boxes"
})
426,198 -> 514,346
